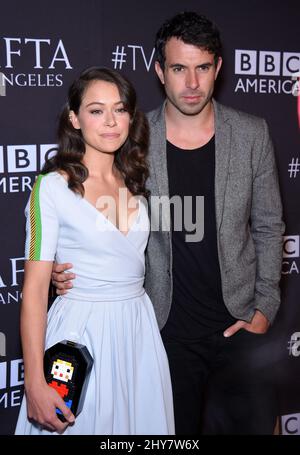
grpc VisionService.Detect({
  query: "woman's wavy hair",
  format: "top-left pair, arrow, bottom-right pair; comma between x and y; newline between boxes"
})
43,66 -> 149,197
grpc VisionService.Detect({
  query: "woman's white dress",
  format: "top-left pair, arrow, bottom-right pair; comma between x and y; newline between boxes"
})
15,171 -> 174,435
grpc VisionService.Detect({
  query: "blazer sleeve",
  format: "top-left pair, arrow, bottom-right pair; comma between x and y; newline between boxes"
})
250,119 -> 285,323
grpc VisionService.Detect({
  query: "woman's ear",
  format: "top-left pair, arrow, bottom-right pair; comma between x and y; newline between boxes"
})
69,110 -> 80,130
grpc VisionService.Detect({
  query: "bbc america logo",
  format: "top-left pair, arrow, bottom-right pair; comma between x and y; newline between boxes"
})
0,144 -> 57,173
234,50 -> 299,94
0,332 -> 5,357
0,331 -> 24,409
281,413 -> 300,435
235,50 -> 299,76
0,355 -> 24,408
0,144 -> 57,193
283,236 -> 299,258
282,236 -> 299,275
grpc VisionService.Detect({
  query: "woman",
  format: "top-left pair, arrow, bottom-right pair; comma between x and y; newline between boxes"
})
15,67 -> 174,435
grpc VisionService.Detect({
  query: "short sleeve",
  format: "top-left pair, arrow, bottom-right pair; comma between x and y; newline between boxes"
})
25,174 -> 59,261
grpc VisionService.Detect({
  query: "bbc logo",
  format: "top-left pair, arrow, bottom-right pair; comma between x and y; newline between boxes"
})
0,144 -> 57,173
235,50 -> 300,76
282,413 -> 300,435
0,332 -> 5,357
283,236 -> 299,258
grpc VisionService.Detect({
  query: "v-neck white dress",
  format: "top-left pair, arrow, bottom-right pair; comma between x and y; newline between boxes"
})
15,171 -> 174,435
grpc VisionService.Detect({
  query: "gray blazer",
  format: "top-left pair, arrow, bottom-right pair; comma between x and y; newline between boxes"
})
144,99 -> 285,330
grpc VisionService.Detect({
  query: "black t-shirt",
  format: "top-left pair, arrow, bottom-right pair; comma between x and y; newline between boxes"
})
161,137 -> 235,341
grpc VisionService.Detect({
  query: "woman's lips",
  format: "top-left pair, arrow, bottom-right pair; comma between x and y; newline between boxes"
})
100,133 -> 120,138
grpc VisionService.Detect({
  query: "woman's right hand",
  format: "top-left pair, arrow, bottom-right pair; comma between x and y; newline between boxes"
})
25,380 -> 75,433
51,262 -> 75,295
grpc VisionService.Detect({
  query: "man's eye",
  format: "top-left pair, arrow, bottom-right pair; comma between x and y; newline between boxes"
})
198,65 -> 210,72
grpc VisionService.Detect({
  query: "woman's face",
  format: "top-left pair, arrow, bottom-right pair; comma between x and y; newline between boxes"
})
70,80 -> 130,155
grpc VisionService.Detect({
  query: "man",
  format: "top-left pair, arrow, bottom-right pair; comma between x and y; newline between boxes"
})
52,12 -> 284,434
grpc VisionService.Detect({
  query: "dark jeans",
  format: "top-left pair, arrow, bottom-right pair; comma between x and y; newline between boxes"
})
161,329 -> 278,435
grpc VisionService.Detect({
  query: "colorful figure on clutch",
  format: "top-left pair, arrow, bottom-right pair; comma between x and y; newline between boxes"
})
48,358 -> 75,411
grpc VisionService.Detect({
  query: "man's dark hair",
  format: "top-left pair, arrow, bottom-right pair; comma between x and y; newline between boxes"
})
155,11 -> 222,69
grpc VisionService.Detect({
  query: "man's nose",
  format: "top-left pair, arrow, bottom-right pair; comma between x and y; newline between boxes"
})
186,70 -> 199,89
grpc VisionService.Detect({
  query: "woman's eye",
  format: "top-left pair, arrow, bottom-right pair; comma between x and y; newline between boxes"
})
90,110 -> 102,115
116,108 -> 127,113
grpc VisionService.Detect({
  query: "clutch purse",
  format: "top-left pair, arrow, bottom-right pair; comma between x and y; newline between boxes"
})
44,340 -> 93,422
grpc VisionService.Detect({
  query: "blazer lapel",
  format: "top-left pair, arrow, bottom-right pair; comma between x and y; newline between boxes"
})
148,103 -> 171,230
213,99 -> 232,231
149,102 -> 170,198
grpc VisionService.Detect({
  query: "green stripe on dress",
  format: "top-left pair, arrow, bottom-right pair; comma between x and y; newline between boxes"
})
29,175 -> 43,260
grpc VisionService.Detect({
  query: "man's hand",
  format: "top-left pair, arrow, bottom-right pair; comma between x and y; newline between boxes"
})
51,263 -> 75,295
223,310 -> 270,338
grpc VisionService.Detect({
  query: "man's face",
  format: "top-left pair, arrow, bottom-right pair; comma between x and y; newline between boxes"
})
155,37 -> 222,116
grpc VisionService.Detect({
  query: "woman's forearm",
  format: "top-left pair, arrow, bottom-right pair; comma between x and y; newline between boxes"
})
20,261 -> 53,388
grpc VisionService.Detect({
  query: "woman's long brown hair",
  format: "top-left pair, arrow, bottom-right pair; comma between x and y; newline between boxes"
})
42,67 -> 149,197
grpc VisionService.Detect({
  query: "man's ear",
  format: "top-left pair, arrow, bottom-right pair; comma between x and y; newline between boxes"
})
214,57 -> 222,80
155,61 -> 165,85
